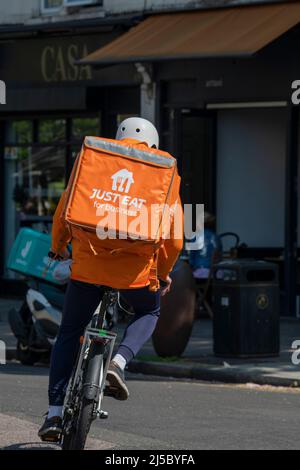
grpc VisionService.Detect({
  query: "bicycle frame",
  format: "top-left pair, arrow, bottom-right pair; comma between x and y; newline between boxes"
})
63,291 -> 117,436
73,327 -> 117,408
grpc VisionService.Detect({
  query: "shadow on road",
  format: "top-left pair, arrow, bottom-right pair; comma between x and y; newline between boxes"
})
1,362 -> 185,383
0,363 -> 49,376
1,442 -> 60,450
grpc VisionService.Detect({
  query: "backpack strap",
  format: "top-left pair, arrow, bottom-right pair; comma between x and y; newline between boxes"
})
149,241 -> 170,291
148,250 -> 160,292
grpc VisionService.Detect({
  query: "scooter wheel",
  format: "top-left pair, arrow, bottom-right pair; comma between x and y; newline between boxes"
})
17,340 -> 41,366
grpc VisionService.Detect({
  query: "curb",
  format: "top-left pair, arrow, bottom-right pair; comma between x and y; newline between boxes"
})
5,347 -> 300,388
127,360 -> 300,388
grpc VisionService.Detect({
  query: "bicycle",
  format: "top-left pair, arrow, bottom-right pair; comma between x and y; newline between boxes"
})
60,286 -> 118,450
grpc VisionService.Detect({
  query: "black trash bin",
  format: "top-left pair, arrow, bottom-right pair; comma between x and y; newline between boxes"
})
212,259 -> 280,357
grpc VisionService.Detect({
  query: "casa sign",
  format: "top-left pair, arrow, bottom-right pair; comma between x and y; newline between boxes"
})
41,43 -> 93,82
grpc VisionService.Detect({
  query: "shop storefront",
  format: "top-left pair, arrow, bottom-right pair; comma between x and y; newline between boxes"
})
3,3 -> 300,315
156,54 -> 295,314
157,57 -> 291,246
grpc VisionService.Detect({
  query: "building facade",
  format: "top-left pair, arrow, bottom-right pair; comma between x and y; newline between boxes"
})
0,0 -> 299,315
0,0 -> 142,286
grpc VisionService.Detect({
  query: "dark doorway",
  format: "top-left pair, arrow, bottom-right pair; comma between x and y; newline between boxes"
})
171,109 -> 216,212
87,86 -> 140,138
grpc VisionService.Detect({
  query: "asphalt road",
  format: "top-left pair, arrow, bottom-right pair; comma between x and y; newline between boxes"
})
0,362 -> 299,450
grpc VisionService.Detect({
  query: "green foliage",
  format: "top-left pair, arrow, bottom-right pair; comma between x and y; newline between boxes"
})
72,117 -> 100,139
39,119 -> 66,143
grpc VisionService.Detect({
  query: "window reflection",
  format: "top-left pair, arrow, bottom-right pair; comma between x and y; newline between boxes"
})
39,119 -> 66,143
6,121 -> 32,144
43,0 -> 63,8
72,117 -> 100,140
7,146 -> 65,218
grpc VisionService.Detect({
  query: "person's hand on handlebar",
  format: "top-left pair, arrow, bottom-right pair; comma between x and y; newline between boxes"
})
160,275 -> 172,296
48,248 -> 70,262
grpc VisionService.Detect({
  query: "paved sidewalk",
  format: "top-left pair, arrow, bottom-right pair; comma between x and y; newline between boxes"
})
129,320 -> 300,387
1,297 -> 300,387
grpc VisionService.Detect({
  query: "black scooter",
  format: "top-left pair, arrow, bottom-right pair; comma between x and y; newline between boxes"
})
8,270 -> 118,366
8,279 -> 65,365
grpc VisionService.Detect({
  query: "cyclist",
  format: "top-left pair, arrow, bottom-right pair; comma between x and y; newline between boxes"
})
38,117 -> 183,441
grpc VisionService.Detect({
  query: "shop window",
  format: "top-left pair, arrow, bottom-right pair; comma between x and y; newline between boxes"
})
39,119 -> 66,143
3,115 -> 105,274
41,0 -> 102,15
41,0 -> 63,14
6,121 -> 33,145
72,117 -> 100,140
64,0 -> 101,6
6,146 -> 65,219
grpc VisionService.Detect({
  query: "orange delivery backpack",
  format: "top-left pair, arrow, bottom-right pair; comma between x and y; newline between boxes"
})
62,136 -> 181,290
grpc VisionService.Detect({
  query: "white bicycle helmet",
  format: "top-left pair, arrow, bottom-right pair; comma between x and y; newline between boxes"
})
116,117 -> 159,149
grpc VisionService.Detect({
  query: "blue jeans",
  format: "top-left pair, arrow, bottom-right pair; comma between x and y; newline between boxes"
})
48,279 -> 161,406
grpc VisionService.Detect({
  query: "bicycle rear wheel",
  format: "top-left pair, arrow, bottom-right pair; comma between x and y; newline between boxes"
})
61,397 -> 94,450
61,425 -> 74,450
62,344 -> 104,450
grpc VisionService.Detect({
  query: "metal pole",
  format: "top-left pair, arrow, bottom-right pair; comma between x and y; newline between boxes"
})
0,122 -> 5,279
284,105 -> 299,317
